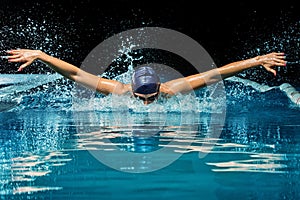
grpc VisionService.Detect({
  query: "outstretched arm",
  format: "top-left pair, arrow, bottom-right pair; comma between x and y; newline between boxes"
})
6,49 -> 129,95
163,52 -> 287,94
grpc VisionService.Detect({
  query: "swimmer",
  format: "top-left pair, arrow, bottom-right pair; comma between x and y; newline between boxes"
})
5,49 -> 287,105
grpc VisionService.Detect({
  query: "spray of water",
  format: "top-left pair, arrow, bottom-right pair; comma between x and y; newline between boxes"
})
0,16 -> 77,73
233,19 -> 300,86
0,8 -> 299,112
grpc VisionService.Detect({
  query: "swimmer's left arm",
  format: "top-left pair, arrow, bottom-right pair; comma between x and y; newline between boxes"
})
163,52 -> 286,94
216,52 -> 286,78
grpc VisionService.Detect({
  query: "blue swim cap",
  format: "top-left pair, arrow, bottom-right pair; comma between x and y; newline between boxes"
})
131,66 -> 160,94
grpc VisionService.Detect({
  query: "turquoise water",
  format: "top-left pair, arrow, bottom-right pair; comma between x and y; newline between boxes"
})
0,74 -> 299,200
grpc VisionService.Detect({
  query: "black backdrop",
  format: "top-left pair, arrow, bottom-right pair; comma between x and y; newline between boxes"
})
0,0 -> 299,86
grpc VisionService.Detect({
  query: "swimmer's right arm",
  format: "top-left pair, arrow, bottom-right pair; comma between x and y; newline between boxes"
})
6,49 -> 129,95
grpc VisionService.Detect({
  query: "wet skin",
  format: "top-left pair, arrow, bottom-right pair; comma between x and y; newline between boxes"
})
133,92 -> 159,105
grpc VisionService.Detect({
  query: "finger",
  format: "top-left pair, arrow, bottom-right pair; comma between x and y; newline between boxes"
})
273,52 -> 285,56
8,57 -> 24,62
7,50 -> 21,55
276,55 -> 286,59
7,54 -> 21,59
266,67 -> 277,76
17,61 -> 32,71
273,58 -> 287,66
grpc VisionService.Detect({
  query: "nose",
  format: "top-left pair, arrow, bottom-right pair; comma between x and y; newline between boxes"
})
143,100 -> 151,105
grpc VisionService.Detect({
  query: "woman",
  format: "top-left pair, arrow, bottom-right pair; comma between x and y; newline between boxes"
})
5,49 -> 287,105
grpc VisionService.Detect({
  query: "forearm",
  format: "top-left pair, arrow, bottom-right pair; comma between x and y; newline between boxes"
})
217,56 -> 261,79
38,51 -> 104,91
37,51 -> 80,81
183,56 -> 262,90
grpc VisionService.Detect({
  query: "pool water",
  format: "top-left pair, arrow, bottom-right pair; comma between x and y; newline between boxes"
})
0,74 -> 299,200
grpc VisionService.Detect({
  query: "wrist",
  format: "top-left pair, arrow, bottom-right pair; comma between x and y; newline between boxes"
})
254,56 -> 262,65
37,50 -> 49,62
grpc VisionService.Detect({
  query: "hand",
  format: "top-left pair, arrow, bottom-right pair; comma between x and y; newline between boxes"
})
258,52 -> 287,76
6,49 -> 42,71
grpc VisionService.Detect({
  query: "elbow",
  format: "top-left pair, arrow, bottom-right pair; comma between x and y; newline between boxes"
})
203,72 -> 223,86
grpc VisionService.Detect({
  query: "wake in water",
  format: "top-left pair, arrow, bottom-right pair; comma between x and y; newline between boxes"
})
0,70 -> 299,113
226,76 -> 300,107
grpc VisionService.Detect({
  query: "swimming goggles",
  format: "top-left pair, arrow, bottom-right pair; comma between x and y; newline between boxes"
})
133,92 -> 159,102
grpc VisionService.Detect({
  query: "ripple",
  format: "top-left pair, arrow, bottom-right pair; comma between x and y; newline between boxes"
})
13,186 -> 62,194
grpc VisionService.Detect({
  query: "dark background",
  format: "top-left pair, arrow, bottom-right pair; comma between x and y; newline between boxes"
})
0,0 -> 299,86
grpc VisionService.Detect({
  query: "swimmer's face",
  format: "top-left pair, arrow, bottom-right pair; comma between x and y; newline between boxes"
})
133,92 -> 159,105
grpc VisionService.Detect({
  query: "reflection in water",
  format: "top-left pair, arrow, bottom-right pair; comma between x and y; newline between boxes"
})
11,151 -> 68,194
0,111 -> 74,195
1,150 -> 70,195
73,111 -> 202,173
73,109 -> 297,174
206,152 -> 288,173
203,110 -> 300,174
0,107 -> 299,196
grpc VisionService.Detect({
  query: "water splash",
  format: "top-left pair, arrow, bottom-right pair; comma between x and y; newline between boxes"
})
227,76 -> 300,107
0,71 -> 298,112
234,20 -> 300,86
0,17 -> 76,73
0,11 -> 298,111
